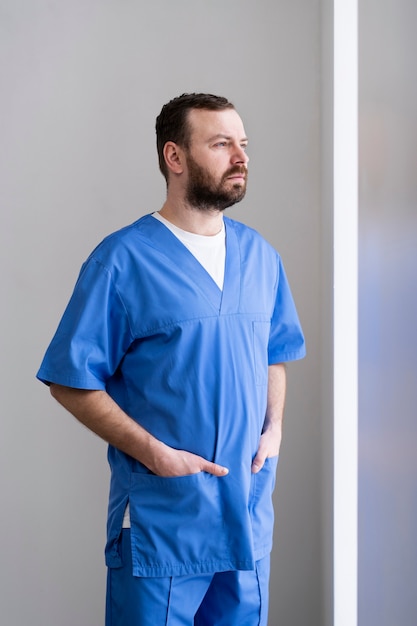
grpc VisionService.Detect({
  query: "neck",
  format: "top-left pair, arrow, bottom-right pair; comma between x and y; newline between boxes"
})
158,200 -> 224,236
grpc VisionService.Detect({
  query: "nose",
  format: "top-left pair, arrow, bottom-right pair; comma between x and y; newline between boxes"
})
232,144 -> 249,165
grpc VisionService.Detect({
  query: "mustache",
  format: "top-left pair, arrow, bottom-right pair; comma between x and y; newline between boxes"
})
223,165 -> 248,179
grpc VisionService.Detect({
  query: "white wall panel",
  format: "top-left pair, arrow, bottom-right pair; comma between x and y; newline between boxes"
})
358,2 -> 417,624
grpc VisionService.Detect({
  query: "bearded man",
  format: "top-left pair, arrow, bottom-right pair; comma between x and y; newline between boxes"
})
37,93 -> 305,626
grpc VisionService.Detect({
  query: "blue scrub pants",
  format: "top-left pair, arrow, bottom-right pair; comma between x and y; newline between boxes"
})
106,530 -> 270,626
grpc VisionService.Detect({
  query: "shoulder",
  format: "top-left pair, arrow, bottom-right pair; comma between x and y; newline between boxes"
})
86,214 -> 157,267
224,217 -> 280,259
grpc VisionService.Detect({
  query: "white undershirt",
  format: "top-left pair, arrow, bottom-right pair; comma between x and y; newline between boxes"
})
152,212 -> 226,290
122,211 -> 227,528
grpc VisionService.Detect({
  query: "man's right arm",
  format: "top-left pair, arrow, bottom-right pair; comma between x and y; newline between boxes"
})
50,384 -> 228,478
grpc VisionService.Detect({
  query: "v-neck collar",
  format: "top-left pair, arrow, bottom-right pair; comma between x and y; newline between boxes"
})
137,214 -> 241,315
219,218 -> 241,314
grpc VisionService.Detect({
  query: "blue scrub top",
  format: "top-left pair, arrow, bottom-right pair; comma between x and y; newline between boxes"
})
37,214 -> 305,577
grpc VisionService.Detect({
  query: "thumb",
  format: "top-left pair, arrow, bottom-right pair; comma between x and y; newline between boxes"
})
203,460 -> 229,477
251,452 -> 266,474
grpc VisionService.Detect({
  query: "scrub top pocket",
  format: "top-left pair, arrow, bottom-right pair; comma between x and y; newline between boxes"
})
128,471 -> 229,576
250,456 -> 279,558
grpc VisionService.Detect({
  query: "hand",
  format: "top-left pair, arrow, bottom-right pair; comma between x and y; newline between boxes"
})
149,443 -> 229,478
251,424 -> 282,474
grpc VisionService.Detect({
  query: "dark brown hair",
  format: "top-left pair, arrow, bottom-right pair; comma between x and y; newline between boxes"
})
155,93 -> 235,181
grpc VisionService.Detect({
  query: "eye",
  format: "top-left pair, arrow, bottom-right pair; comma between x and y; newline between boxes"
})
213,141 -> 227,148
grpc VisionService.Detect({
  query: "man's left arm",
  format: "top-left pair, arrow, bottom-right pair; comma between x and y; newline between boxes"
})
251,362 -> 286,473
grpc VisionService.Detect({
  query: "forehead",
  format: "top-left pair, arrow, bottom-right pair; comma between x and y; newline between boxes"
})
187,108 -> 247,142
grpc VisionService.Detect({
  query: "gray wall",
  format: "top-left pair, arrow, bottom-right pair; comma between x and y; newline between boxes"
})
0,2 -> 323,624
358,1 -> 417,624
320,0 -> 334,624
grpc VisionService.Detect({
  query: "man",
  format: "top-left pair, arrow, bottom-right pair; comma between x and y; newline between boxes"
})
37,93 -> 305,625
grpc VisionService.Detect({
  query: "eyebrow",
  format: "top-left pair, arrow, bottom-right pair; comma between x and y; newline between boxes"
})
208,134 -> 248,144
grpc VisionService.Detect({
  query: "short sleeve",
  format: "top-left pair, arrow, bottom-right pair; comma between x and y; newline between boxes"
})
268,257 -> 306,364
36,257 -> 134,389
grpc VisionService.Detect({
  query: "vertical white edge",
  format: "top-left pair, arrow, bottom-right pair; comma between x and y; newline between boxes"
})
333,1 -> 358,625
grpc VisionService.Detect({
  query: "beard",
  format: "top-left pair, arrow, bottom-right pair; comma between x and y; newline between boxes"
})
185,154 -> 248,212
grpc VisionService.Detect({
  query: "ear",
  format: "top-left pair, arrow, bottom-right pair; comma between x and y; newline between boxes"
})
163,141 -> 185,175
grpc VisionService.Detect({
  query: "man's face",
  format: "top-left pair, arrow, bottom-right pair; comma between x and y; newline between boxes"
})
183,108 -> 249,212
